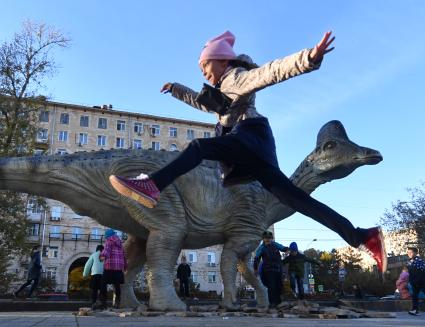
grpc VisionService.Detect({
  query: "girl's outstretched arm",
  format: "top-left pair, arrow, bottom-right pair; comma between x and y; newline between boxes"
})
224,31 -> 335,97
160,82 -> 216,114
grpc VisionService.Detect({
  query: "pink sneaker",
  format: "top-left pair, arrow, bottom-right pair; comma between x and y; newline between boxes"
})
109,175 -> 160,208
360,227 -> 387,272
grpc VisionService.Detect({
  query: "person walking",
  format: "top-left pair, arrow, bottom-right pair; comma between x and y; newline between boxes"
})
14,245 -> 42,299
83,245 -> 105,310
281,242 -> 321,300
254,231 -> 288,308
407,247 -> 425,316
109,30 -> 386,273
176,255 -> 191,299
100,229 -> 127,309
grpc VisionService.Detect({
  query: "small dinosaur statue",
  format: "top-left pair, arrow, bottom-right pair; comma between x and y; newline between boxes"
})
0,120 -> 382,310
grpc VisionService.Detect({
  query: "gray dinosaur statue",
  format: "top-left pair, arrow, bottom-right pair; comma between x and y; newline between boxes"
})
0,120 -> 382,311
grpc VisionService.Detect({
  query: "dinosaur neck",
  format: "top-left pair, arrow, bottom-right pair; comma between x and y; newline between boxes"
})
265,155 -> 330,226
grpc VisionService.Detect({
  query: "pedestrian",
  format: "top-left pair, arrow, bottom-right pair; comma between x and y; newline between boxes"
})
352,283 -> 363,299
407,247 -> 425,316
176,255 -> 191,299
254,231 -> 288,308
100,229 -> 127,309
396,266 -> 411,300
14,245 -> 42,299
83,245 -> 105,310
109,30 -> 386,272
281,242 -> 322,300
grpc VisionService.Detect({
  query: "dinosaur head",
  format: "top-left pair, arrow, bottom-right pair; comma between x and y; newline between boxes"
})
307,120 -> 383,180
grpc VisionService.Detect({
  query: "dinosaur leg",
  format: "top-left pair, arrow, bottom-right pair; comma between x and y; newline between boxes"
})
120,235 -> 147,308
220,242 -> 240,310
237,251 -> 268,308
146,230 -> 186,311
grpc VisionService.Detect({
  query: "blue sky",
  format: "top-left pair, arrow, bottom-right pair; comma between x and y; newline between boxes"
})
1,1 -> 424,251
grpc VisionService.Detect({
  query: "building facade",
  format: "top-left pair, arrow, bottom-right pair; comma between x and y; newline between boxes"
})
9,100 -> 231,293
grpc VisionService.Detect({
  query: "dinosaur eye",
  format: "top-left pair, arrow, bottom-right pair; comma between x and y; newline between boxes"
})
323,141 -> 337,151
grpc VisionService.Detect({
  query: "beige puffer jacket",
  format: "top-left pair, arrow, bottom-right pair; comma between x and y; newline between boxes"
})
171,48 -> 322,127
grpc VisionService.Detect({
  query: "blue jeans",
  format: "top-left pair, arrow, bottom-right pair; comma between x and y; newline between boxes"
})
290,272 -> 304,299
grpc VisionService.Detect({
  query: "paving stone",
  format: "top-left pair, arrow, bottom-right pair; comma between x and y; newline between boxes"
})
361,311 -> 397,318
189,304 -> 219,312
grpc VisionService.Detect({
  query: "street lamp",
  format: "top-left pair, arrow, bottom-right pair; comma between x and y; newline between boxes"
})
306,238 -> 318,249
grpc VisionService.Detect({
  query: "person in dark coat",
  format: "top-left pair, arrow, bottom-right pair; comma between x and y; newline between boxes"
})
254,231 -> 288,308
14,245 -> 42,298
177,256 -> 191,299
281,242 -> 321,300
407,247 -> 425,316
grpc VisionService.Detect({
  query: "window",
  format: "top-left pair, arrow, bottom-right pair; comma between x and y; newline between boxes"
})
98,117 -> 107,129
187,129 -> 195,140
134,122 -> 143,134
57,149 -> 67,155
72,226 -> 82,240
27,198 -> 44,214
116,137 -> 125,148
150,124 -> 160,136
80,115 -> 89,127
151,141 -> 160,151
50,206 -> 62,221
207,252 -> 216,264
45,267 -> 57,279
78,133 -> 88,145
188,251 -> 197,263
117,120 -> 126,131
37,129 -> 48,142
50,226 -> 61,239
133,139 -> 142,149
191,271 -> 199,283
204,131 -> 211,138
91,228 -> 101,240
39,110 -> 49,122
97,135 -> 106,147
73,213 -> 83,219
59,113 -> 69,125
29,223 -> 40,236
169,144 -> 178,151
208,271 -> 217,283
58,131 -> 68,142
47,246 -> 59,259
169,127 -> 177,138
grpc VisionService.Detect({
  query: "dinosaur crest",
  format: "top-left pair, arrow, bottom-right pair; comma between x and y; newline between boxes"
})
316,120 -> 349,146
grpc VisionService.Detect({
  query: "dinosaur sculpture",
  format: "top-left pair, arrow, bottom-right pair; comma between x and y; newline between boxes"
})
0,120 -> 382,311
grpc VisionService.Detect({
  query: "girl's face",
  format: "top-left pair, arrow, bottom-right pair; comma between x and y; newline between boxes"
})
199,59 -> 229,85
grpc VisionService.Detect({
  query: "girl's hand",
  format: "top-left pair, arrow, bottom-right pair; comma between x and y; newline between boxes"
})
310,31 -> 335,63
160,82 -> 173,93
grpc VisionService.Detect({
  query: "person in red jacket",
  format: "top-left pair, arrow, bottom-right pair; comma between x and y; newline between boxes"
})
100,229 -> 127,309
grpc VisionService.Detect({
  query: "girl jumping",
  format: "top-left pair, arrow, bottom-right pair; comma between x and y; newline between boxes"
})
109,31 -> 387,272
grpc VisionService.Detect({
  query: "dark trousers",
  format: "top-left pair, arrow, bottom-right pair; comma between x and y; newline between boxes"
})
179,278 -> 190,298
411,284 -> 425,311
263,270 -> 282,306
15,278 -> 39,297
289,273 -> 304,300
151,135 -> 366,247
90,274 -> 105,304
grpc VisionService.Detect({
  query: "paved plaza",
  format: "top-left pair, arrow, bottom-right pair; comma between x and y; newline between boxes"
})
0,312 -> 424,327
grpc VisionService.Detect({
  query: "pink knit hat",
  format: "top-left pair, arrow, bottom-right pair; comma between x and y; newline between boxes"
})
199,31 -> 237,64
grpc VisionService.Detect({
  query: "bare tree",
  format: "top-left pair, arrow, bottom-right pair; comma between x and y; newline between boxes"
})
381,182 -> 425,254
0,20 -> 70,155
0,21 -> 70,290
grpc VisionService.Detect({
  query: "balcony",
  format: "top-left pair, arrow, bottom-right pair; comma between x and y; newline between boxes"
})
206,262 -> 217,267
